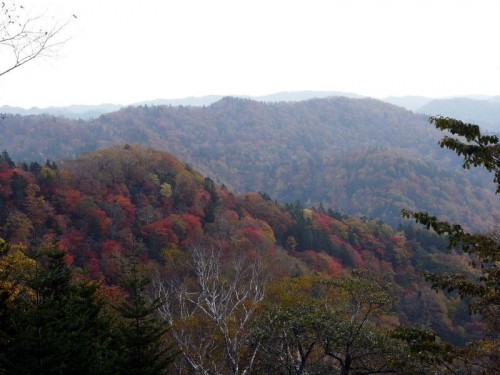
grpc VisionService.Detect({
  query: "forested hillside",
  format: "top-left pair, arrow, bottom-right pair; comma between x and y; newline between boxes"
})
1,145 -> 492,373
1,1 -> 497,372
1,97 -> 498,230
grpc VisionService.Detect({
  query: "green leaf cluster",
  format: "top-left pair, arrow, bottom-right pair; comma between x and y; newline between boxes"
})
431,116 -> 500,193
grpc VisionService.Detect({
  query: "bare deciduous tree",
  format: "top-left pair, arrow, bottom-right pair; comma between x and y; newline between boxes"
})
0,2 -> 69,78
156,242 -> 265,375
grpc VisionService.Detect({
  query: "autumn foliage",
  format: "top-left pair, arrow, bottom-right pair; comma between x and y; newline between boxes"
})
0,145 -> 490,373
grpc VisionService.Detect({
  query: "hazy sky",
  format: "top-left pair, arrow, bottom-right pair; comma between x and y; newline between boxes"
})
2,0 -> 500,107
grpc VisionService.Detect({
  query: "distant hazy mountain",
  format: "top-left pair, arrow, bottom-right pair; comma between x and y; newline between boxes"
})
137,95 -> 224,107
5,91 -> 500,133
0,104 -> 122,120
382,96 -> 434,112
1,91 -> 362,119
416,97 -> 500,133
2,96 -> 497,230
380,95 -> 500,133
253,90 -> 363,102
137,91 -> 363,106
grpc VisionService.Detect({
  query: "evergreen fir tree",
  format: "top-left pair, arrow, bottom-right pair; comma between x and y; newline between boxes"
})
0,150 -> 14,168
4,244 -> 119,375
115,259 -> 176,375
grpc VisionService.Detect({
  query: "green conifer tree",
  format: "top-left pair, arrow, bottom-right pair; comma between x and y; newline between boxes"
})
4,244 -> 118,375
115,259 -> 176,375
0,150 -> 14,168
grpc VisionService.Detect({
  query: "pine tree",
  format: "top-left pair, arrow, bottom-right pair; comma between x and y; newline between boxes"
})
115,259 -> 176,375
4,244 -> 119,374
0,150 -> 14,168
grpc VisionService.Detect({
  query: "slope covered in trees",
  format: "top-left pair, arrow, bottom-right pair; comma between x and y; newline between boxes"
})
0,145 -> 494,372
1,97 -> 498,230
0,147 -> 480,335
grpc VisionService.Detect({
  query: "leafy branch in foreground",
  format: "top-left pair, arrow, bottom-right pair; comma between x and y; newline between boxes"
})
402,116 -> 499,373
404,116 -> 499,319
401,209 -> 499,318
430,116 -> 499,193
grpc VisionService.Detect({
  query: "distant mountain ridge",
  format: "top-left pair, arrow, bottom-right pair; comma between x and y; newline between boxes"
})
0,91 -> 362,120
0,103 -> 122,120
382,96 -> 434,111
1,96 -> 498,230
416,97 -> 500,133
383,96 -> 500,133
3,91 -> 500,133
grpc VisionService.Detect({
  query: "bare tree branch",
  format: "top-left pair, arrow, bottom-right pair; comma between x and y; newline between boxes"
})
0,2 -> 70,78
155,242 -> 265,375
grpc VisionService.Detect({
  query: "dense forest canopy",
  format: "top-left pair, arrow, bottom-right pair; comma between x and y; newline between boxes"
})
1,97 -> 498,230
1,2 -> 497,372
0,143 -> 496,373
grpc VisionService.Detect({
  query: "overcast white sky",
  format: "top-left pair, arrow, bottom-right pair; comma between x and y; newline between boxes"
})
1,0 -> 500,108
